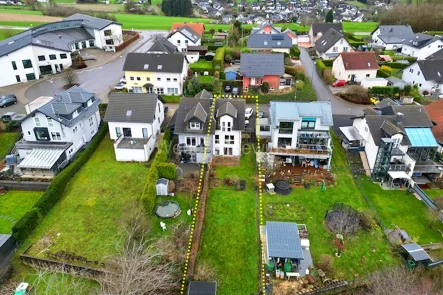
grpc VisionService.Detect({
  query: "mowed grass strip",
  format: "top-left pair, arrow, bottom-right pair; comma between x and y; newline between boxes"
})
0,21 -> 46,28
198,147 -> 259,295
0,191 -> 42,234
21,138 -> 149,261
0,132 -> 19,160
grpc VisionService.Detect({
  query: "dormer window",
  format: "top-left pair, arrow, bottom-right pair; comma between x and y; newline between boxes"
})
190,121 -> 201,130
72,110 -> 79,119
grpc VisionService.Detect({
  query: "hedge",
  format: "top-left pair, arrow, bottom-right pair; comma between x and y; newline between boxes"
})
392,56 -> 417,63
213,47 -> 225,70
368,86 -> 398,96
157,163 -> 177,180
322,60 -> 333,67
386,62 -> 408,69
12,124 -> 109,242
290,46 -> 300,58
349,41 -> 365,48
285,66 -> 297,76
376,70 -> 390,78
315,60 -> 326,76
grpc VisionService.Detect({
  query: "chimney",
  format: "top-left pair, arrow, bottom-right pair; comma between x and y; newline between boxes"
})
396,112 -> 403,124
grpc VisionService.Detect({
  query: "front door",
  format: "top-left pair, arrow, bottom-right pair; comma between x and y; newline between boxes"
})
350,74 -> 356,82
123,128 -> 132,137
59,64 -> 63,71
39,65 -> 52,75
223,147 -> 233,155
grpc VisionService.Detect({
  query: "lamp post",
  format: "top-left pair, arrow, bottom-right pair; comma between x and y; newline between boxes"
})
48,80 -> 55,97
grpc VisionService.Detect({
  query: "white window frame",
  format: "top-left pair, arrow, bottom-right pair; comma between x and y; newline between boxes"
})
47,117 -> 53,127
190,122 -> 201,130
51,131 -> 61,140
89,116 -> 94,127
34,117 -> 41,127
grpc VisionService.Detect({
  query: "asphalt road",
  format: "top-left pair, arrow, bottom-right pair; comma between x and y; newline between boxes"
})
0,30 -> 167,117
299,47 -> 365,116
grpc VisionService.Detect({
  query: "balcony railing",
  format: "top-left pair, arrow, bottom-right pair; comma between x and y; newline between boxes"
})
269,144 -> 331,156
178,145 -> 210,154
278,129 -> 293,134
389,164 -> 407,172
414,162 -> 443,173
298,131 -> 330,139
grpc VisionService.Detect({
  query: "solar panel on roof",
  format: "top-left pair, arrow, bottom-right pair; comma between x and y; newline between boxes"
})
271,35 -> 284,40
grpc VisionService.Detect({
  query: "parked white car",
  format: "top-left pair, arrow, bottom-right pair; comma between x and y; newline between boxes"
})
245,107 -> 253,120
114,82 -> 126,90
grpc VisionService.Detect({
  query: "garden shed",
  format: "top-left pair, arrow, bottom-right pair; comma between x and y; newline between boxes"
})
401,242 -> 432,265
187,281 -> 217,295
224,65 -> 240,80
156,178 -> 169,196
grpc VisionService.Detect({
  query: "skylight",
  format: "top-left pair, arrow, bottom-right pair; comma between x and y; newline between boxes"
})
157,65 -> 163,70
438,72 -> 441,77
126,110 -> 132,117
143,64 -> 149,70
367,62 -> 371,67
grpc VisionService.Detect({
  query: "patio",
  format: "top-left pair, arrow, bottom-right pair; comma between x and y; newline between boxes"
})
267,162 -> 335,187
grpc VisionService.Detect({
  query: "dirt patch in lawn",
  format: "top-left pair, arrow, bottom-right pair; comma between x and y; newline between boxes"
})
0,13 -> 62,22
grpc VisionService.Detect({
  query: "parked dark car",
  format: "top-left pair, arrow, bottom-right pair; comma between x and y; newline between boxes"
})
224,85 -> 232,92
164,106 -> 169,114
0,94 -> 17,107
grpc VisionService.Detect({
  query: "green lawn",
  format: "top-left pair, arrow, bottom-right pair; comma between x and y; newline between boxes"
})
190,59 -> 214,71
198,75 -> 213,83
342,22 -> 378,33
0,191 -> 42,234
0,8 -> 42,14
262,133 -> 398,279
0,132 -> 19,160
115,14 -> 211,30
0,21 -> 46,27
360,181 -> 443,244
19,138 -> 150,262
0,28 -> 22,40
198,147 -> 259,295
424,189 -> 443,201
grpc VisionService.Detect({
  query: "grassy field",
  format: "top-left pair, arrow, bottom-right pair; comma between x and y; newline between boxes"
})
190,59 -> 214,70
0,21 -> 46,27
0,132 -> 19,160
360,181 -> 443,244
0,8 -> 42,15
198,75 -> 214,83
424,189 -> 443,201
198,147 -> 259,295
342,22 -> 378,33
0,191 -> 42,234
115,14 -> 211,30
18,138 -> 150,262
262,133 -> 398,279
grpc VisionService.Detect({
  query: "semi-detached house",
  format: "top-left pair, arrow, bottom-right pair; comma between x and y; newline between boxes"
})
104,93 -> 164,162
123,53 -> 187,95
168,23 -> 204,52
314,28 -> 353,60
401,58 -> 443,97
14,86 -> 101,177
0,13 -> 122,87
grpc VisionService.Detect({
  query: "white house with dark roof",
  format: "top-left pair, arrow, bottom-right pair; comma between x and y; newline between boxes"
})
173,98 -> 245,163
260,101 -> 334,170
314,28 -> 353,60
401,33 -> 443,60
401,59 -> 443,97
104,93 -> 164,162
369,25 -> 414,50
0,13 -> 122,87
14,86 -> 101,177
308,23 -> 343,44
123,53 -> 187,95
340,100 -> 442,184
167,25 -> 202,52
246,34 -> 292,53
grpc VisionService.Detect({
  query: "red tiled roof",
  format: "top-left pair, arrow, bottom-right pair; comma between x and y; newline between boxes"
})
340,52 -> 379,70
171,23 -> 205,36
425,99 -> 443,143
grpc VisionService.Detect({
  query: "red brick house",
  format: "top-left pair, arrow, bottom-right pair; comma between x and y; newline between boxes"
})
239,53 -> 287,90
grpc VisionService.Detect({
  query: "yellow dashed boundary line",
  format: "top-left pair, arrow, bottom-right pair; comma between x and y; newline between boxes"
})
180,95 -> 216,294
180,94 -> 264,294
255,96 -> 266,294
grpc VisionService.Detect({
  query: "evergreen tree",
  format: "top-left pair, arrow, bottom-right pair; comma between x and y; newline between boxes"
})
325,9 -> 334,23
162,0 -> 193,17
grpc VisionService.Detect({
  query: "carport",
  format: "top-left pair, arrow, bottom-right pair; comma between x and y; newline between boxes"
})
387,171 -> 412,188
339,126 -> 364,147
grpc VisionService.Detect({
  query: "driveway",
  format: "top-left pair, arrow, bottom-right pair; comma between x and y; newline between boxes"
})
0,30 -> 168,117
299,48 -> 366,116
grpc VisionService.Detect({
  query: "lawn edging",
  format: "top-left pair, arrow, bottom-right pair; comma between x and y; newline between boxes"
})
11,124 -> 108,243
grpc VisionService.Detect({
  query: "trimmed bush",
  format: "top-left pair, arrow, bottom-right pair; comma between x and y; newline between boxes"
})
380,65 -> 393,76
386,62 -> 408,69
368,86 -> 395,96
376,70 -> 390,78
157,163 -> 177,180
141,168 -> 159,214
12,124 -> 108,242
289,46 -> 300,58
322,60 -> 333,67
316,60 -> 326,76
261,82 -> 270,93
213,47 -> 225,70
285,66 -> 297,77
296,72 -> 306,82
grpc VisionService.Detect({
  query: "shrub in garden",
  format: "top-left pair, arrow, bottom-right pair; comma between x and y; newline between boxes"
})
380,65 -> 393,76
317,254 -> 333,273
12,208 -> 41,243
157,163 -> 177,180
224,54 -> 233,63
322,68 -> 334,84
261,82 -> 270,93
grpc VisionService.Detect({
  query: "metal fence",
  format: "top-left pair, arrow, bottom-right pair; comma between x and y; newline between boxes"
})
0,180 -> 50,191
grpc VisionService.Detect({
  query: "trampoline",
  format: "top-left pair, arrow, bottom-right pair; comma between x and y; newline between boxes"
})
325,203 -> 360,235
155,201 -> 181,219
275,180 -> 292,196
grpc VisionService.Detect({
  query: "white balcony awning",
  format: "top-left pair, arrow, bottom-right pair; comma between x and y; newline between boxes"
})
388,171 -> 411,181
18,148 -> 65,170
340,126 -> 363,141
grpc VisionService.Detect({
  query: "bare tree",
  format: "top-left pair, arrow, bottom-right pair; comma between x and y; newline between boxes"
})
96,214 -> 179,295
30,268 -> 90,295
62,68 -> 78,87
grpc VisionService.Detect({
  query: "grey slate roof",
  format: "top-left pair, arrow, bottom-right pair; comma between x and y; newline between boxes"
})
147,37 -> 177,54
374,25 -> 414,44
215,98 -> 246,131
184,103 -> 208,123
266,221 -> 304,259
311,23 -> 343,36
64,13 -> 121,30
426,48 -> 443,60
379,105 -> 433,127
416,59 -> 443,83
22,86 -> 100,128
374,98 -> 398,109
174,98 -> 215,135
403,33 -> 441,49
240,53 -> 284,78
187,281 -> 217,295
247,34 -> 292,49
314,28 -> 344,53
104,93 -> 162,124
194,89 -> 213,99
123,53 -> 185,73
381,120 -> 404,136
33,27 -> 93,52
170,25 -> 201,43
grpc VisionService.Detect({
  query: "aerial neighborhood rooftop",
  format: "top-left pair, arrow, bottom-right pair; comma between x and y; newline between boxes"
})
0,1 -> 442,294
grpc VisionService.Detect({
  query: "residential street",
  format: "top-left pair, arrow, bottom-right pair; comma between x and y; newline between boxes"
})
0,30 -> 168,117
299,47 -> 365,116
